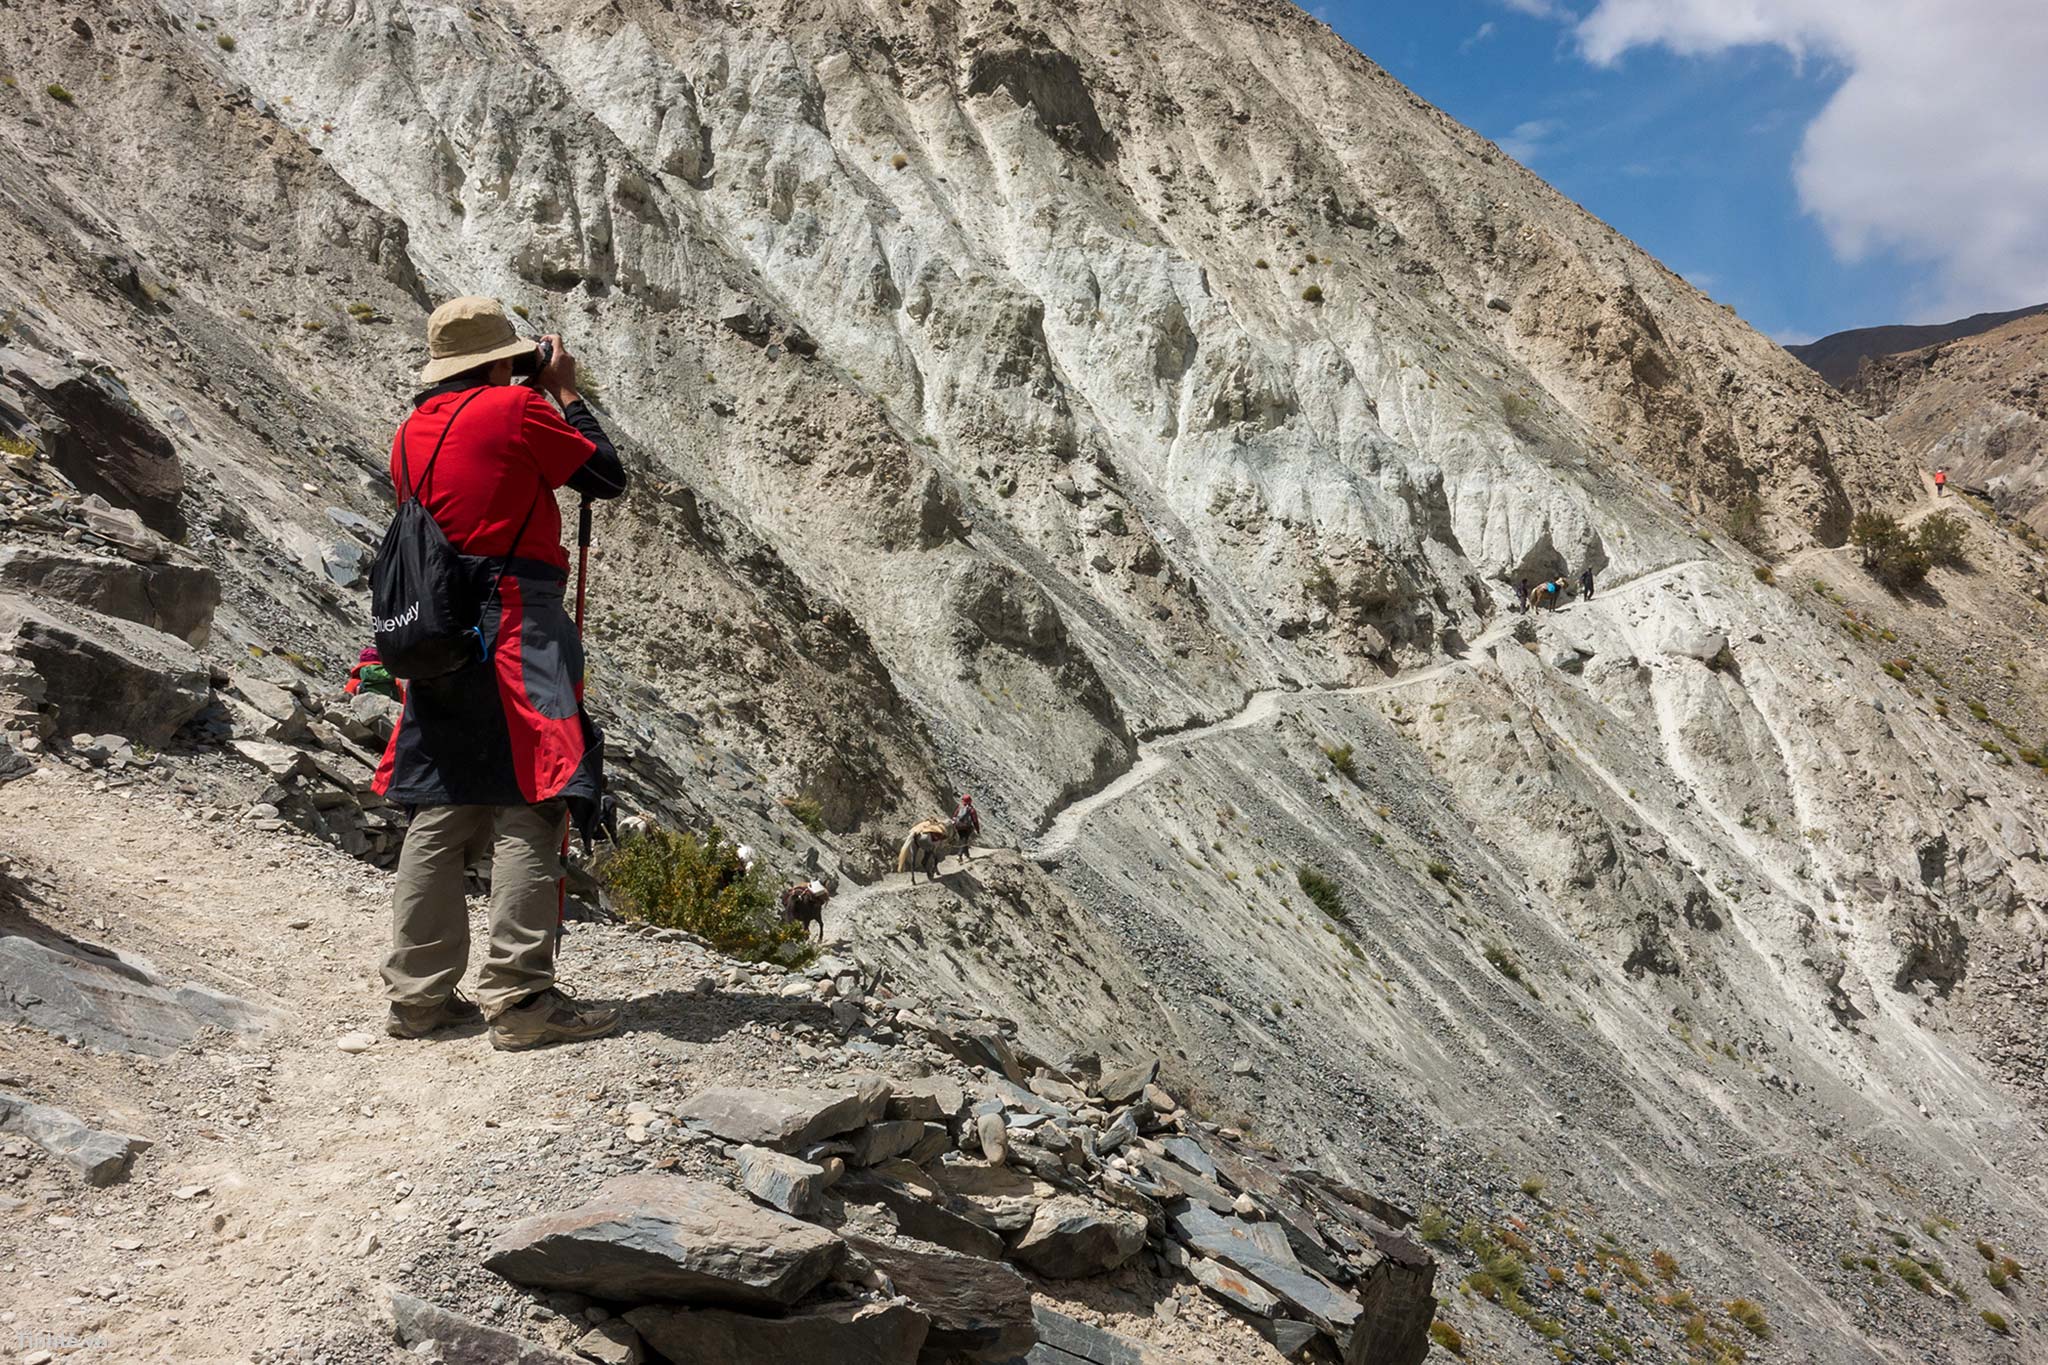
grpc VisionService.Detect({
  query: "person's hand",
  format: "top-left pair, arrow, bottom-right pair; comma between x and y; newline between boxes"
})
538,333 -> 580,407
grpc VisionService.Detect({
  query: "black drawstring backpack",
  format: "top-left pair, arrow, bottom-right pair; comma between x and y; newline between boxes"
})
370,389 -> 538,680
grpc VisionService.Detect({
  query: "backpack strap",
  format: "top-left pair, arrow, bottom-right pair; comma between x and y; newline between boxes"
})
397,386 -> 488,504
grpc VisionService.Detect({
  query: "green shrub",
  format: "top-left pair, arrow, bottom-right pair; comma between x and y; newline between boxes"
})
1427,859 -> 1455,884
216,33 -> 237,50
1652,1249 -> 1681,1281
1520,1176 -> 1547,1199
0,433 -> 33,458
1981,1310 -> 2009,1334
890,152 -> 908,169
1301,284 -> 1324,304
1727,495 -> 1767,554
1428,1320 -> 1466,1355
1851,511 -> 1931,590
1297,867 -> 1345,921
1893,1258 -> 1933,1293
46,83 -> 74,104
1915,511 -> 1967,567
1753,564 -> 1775,584
1725,1300 -> 1770,1338
1416,1205 -> 1452,1243
599,826 -> 812,964
1484,943 -> 1522,981
1321,742 -> 1357,780
1304,562 -> 1340,610
511,304 -> 531,319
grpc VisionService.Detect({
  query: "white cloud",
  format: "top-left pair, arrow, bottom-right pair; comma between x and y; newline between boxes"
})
1571,0 -> 2048,317
1500,0 -> 1568,15
1460,21 -> 1499,53
1499,118 -> 1564,163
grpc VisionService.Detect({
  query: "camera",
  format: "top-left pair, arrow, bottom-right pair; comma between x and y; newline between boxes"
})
513,338 -> 554,381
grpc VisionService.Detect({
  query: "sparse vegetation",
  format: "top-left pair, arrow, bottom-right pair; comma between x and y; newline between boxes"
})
1724,1300 -> 1770,1338
1893,1257 -> 1934,1293
1916,510 -> 1967,567
1417,1206 -> 1452,1243
0,433 -> 33,459
216,33 -> 238,50
1321,742 -> 1357,780
1981,1310 -> 2010,1334
1519,1175 -> 1547,1199
47,83 -> 75,104
1727,495 -> 1767,554
1753,564 -> 1775,584
1301,284 -> 1324,304
599,826 -> 813,964
1652,1249 -> 1681,1281
1851,511 -> 1931,590
1297,867 -> 1345,921
890,152 -> 908,169
1304,562 -> 1340,610
1428,1320 -> 1466,1355
1427,858 -> 1455,885
784,794 -> 825,833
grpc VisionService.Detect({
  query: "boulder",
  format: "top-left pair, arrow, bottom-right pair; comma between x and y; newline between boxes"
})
886,1076 -> 968,1127
230,739 -> 311,780
974,1112 -> 1009,1166
483,1175 -> 847,1308
1168,1205 -> 1359,1335
0,546 -> 218,644
678,1081 -> 891,1152
381,1287 -> 583,1365
1008,1196 -> 1146,1278
626,1298 -> 927,1365
1346,1238 -> 1437,1365
849,1119 -> 929,1168
0,931 -> 274,1055
571,1319 -> 646,1365
1661,627 -> 1730,666
736,1145 -> 827,1216
0,1090 -> 151,1185
0,346 -> 185,537
846,1235 -> 1036,1363
904,1122 -> 952,1166
0,598 -> 208,743
1093,1057 -> 1158,1106
80,495 -> 167,562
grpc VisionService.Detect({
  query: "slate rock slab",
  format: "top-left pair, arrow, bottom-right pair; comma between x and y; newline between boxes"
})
1029,1306 -> 1149,1365
839,1169 -> 1005,1259
484,1175 -> 846,1308
736,1145 -> 828,1216
0,1090 -> 151,1185
1168,1205 -> 1359,1333
1009,1196 -> 1146,1278
626,1298 -> 927,1365
847,1235 -> 1036,1362
0,598 -> 208,743
0,931 -> 274,1056
679,1080 -> 890,1151
382,1288 -> 584,1365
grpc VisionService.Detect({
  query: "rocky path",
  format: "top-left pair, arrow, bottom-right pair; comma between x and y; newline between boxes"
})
1025,556 -> 1718,860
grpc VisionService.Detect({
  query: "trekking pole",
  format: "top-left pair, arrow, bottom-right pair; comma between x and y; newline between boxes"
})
557,495 -> 594,936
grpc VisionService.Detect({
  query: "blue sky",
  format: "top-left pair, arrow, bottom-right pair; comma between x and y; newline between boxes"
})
1306,1 -> 2042,343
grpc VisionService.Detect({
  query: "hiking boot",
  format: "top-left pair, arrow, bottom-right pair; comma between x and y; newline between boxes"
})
385,991 -> 483,1039
488,988 -> 620,1051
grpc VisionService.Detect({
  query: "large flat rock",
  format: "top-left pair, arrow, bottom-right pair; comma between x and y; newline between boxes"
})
0,546 -> 218,645
678,1080 -> 890,1151
625,1298 -> 927,1365
0,931 -> 274,1056
0,1090 -> 151,1185
1008,1196 -> 1146,1278
483,1175 -> 847,1308
381,1287 -> 584,1365
1167,1205 -> 1359,1334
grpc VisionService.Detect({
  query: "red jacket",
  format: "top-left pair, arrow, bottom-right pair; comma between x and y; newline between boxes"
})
388,384 -> 595,571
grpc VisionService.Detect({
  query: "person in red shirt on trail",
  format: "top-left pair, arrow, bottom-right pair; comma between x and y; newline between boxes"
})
374,296 -> 627,1051
1933,467 -> 1948,497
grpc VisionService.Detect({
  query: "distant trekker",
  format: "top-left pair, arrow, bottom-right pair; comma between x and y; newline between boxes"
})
375,296 -> 628,1052
1934,467 -> 1948,497
1516,577 -> 1530,613
1580,565 -> 1595,600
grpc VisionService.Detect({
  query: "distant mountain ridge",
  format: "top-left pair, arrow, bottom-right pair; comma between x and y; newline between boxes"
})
1788,302 -> 2048,387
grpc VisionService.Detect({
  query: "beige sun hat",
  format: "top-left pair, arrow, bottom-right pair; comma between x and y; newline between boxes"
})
419,296 -> 537,383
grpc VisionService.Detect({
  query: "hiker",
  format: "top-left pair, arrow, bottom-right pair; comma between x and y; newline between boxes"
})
1516,577 -> 1530,614
954,793 -> 982,860
1580,565 -> 1595,600
375,296 -> 627,1051
344,645 -> 399,701
1934,466 -> 1948,497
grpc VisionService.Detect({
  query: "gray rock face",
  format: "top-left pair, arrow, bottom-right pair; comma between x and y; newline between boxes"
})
735,1145 -> 827,1217
1028,1306 -> 1149,1365
846,1236 -> 1036,1363
483,1175 -> 847,1308
0,598 -> 208,743
1167,1205 -> 1358,1334
1188,1254 -> 1281,1316
0,1090 -> 151,1185
0,345 -> 185,537
381,1288 -> 584,1365
678,1081 -> 890,1152
0,546 -> 218,644
848,1119 -> 928,1168
1008,1196 -> 1146,1279
838,1169 -> 1006,1260
1093,1058 -> 1159,1107
625,1298 -> 927,1365
0,931 -> 274,1055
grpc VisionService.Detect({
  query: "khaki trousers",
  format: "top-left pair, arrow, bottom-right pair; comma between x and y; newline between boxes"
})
381,801 -> 566,1017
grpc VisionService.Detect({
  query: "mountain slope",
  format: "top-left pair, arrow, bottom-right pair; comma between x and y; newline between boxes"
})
1,1 -> 2045,1362
1788,302 -> 2048,388
1844,310 -> 2048,533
